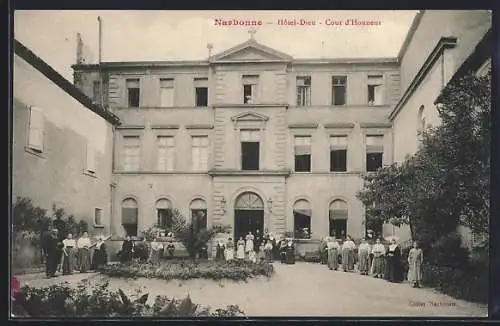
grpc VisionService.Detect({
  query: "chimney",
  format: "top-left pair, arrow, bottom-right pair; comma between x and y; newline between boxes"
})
76,33 -> 83,64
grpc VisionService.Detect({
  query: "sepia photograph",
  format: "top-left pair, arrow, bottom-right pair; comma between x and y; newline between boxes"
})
10,9 -> 491,318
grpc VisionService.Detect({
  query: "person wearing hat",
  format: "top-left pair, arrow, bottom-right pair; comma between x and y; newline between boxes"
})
45,228 -> 62,278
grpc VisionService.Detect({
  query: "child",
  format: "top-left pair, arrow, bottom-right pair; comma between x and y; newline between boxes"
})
249,249 -> 257,263
264,240 -> 273,263
258,241 -> 266,263
236,237 -> 245,260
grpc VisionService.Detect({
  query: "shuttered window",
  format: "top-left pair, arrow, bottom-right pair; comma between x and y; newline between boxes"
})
157,136 -> 175,171
191,136 -> 209,171
28,106 -> 44,152
86,141 -> 96,173
160,78 -> 174,107
122,136 -> 141,171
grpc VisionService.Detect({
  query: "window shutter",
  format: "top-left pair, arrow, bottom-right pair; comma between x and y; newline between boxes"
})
160,87 -> 174,107
374,84 -> 385,105
367,75 -> 384,85
28,106 -> 44,151
366,135 -> 384,153
86,142 -> 96,172
194,78 -> 208,88
330,136 -> 348,149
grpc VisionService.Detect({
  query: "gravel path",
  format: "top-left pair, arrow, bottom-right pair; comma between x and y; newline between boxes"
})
15,262 -> 487,317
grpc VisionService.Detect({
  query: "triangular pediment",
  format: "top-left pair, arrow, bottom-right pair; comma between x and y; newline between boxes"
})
211,39 -> 292,63
231,111 -> 269,122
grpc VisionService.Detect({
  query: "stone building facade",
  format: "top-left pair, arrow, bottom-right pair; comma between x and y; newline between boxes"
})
73,37 -> 400,243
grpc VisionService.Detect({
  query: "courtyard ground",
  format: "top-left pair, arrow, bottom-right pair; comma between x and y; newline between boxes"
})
15,262 -> 487,317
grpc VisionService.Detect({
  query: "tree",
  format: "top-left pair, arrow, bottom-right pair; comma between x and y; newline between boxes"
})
357,70 -> 490,249
169,208 -> 230,259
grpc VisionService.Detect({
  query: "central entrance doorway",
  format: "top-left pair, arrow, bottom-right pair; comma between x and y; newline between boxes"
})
234,192 -> 264,242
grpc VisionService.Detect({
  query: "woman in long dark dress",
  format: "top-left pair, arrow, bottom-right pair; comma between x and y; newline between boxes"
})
279,239 -> 287,264
386,238 -> 404,282
285,240 -> 295,264
215,239 -> 226,262
269,233 -> 279,260
91,235 -> 108,270
119,235 -> 134,263
76,232 -> 92,273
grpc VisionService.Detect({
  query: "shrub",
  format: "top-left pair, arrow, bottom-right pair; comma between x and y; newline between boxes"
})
427,232 -> 470,268
133,241 -> 150,262
11,281 -> 245,317
422,262 -> 488,303
101,260 -> 274,282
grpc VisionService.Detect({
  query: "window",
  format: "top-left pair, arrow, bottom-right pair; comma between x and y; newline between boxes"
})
367,75 -> 384,106
157,136 -> 175,171
28,106 -> 44,152
293,199 -> 311,239
242,75 -> 258,104
160,78 -> 174,107
190,199 -> 207,233
94,208 -> 102,226
330,136 -> 347,172
127,79 -> 140,107
194,78 -> 208,107
86,141 -> 96,173
366,135 -> 384,172
296,76 -> 311,107
156,198 -> 173,230
332,76 -> 347,105
122,136 -> 141,171
329,200 -> 348,238
121,198 -> 138,237
191,136 -> 209,171
241,130 -> 260,170
93,80 -> 101,104
294,136 -> 311,172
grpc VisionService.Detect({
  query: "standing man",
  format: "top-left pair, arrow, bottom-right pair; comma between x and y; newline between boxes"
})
254,229 -> 262,252
45,228 -> 62,278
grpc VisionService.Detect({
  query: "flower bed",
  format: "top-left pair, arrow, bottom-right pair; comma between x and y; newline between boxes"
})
101,260 -> 275,282
11,280 -> 245,317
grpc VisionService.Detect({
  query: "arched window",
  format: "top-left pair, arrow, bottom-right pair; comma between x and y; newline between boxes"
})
329,200 -> 348,238
190,198 -> 207,233
417,105 -> 425,134
235,192 -> 264,210
293,199 -> 311,239
122,198 -> 138,237
156,198 -> 173,231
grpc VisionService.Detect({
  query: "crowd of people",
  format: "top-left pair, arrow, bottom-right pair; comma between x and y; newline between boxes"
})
41,227 -> 109,278
320,236 -> 424,288
214,231 -> 297,265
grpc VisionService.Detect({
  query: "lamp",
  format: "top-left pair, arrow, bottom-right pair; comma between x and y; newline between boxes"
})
220,197 -> 226,213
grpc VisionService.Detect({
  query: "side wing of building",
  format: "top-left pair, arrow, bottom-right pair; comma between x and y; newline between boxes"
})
13,40 -> 119,237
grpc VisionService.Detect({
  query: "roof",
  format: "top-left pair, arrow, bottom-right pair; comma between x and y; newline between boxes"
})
388,36 -> 458,121
72,38 -> 398,70
397,11 -> 425,61
14,39 -> 120,126
434,28 -> 492,104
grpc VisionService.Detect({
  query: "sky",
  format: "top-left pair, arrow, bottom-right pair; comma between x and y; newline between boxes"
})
14,10 -> 417,81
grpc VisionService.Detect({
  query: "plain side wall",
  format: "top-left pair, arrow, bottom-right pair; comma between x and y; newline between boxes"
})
13,54 -> 114,237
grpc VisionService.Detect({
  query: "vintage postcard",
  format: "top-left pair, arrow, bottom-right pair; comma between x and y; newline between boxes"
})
11,10 -> 491,318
